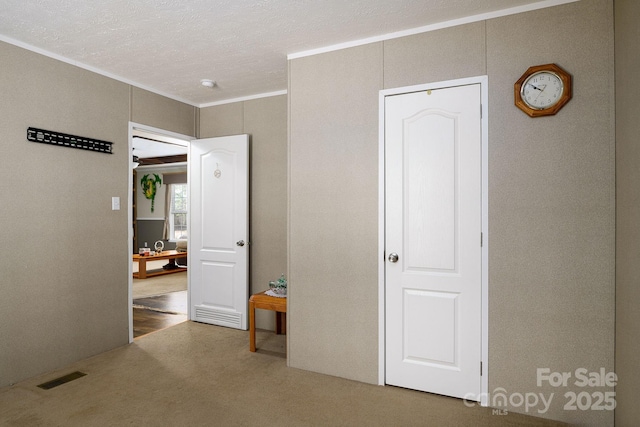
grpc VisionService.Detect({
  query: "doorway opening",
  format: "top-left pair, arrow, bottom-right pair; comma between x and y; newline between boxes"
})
128,123 -> 192,341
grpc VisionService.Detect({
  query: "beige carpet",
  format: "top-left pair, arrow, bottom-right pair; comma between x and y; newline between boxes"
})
132,271 -> 187,299
0,322 -> 567,427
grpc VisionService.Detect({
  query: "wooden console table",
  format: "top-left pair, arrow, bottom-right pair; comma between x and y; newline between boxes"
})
249,290 -> 286,352
132,250 -> 187,279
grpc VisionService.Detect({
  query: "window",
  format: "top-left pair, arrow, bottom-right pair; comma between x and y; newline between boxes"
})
169,184 -> 187,240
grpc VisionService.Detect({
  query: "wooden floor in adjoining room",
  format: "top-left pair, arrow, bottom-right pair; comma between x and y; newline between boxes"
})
133,291 -> 188,338
132,266 -> 188,338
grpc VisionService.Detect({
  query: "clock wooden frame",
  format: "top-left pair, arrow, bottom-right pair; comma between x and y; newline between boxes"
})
514,63 -> 572,117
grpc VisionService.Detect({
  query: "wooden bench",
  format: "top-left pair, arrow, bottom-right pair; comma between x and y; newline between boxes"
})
249,290 -> 286,352
132,250 -> 187,279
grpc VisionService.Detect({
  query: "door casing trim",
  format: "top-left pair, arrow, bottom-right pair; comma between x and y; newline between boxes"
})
377,76 -> 489,405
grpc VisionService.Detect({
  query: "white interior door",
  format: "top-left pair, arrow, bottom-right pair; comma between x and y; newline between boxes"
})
385,84 -> 482,399
189,135 -> 249,330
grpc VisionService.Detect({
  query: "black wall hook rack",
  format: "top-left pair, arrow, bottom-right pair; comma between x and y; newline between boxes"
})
27,127 -> 113,154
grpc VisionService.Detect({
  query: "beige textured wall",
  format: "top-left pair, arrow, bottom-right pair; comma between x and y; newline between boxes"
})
131,88 -> 197,137
0,41 -> 130,386
0,41 -> 196,387
486,2 -> 614,426
384,22 -> 486,88
200,96 -> 288,331
288,1 -> 614,425
199,102 -> 244,137
289,43 -> 382,383
615,0 -> 640,425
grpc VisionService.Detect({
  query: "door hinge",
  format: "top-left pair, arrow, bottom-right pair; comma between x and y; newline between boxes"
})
481,361 -> 483,376
481,232 -> 483,247
480,104 -> 483,119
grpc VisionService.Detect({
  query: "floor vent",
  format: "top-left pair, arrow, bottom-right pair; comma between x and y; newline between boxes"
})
195,306 -> 242,328
37,371 -> 87,390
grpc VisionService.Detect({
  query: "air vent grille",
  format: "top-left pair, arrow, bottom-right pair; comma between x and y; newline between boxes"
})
195,306 -> 241,328
37,371 -> 87,390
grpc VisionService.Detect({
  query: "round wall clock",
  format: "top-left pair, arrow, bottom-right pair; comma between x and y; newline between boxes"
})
514,63 -> 572,117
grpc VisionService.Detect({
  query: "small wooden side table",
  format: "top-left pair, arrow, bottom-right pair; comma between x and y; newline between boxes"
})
249,290 -> 287,352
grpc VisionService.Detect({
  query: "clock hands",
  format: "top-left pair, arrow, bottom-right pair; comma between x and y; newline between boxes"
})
527,83 -> 546,92
526,83 -> 548,104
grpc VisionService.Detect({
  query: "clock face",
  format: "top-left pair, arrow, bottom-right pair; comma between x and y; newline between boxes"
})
520,71 -> 564,110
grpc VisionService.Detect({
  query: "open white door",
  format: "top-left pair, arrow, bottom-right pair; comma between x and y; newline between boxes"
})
384,84 -> 482,400
189,135 -> 249,330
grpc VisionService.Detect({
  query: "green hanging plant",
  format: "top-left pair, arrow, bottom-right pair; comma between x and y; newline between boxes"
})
141,173 -> 162,212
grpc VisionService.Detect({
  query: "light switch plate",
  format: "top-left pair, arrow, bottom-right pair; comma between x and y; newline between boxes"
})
111,196 -> 120,210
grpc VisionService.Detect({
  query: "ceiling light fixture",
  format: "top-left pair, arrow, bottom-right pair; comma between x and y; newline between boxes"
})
200,79 -> 216,88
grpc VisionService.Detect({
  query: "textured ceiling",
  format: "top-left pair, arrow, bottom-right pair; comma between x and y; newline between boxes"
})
0,0 -> 566,106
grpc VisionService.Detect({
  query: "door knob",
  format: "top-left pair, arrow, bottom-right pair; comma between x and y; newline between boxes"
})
388,253 -> 399,263
236,240 -> 245,247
